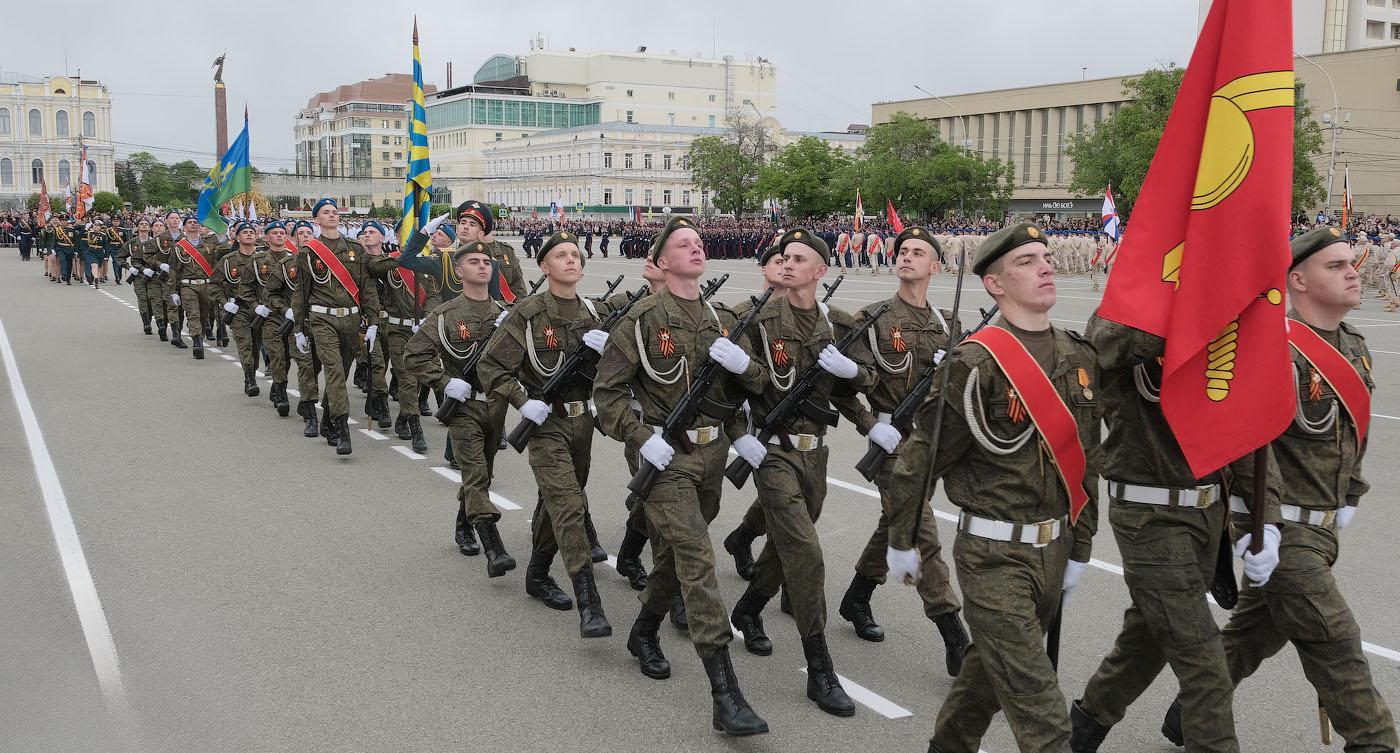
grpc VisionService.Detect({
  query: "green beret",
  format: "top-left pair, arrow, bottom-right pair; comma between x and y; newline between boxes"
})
1289,226 -> 1346,269
973,222 -> 1047,275
890,226 -> 942,259
539,230 -> 582,266
452,240 -> 491,262
758,244 -> 783,266
648,215 -> 698,261
776,227 -> 830,264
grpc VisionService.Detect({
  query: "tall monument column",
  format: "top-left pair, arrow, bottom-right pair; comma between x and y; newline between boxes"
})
212,54 -> 228,156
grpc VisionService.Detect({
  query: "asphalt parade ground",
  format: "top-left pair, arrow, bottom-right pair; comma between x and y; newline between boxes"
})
3,252 -> 1398,753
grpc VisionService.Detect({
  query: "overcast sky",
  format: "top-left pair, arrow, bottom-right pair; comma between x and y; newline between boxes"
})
2,0 -> 1200,170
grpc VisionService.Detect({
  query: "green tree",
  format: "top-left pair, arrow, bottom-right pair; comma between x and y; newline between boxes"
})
687,112 -> 776,216
91,191 -> 123,215
848,113 -> 1014,220
128,151 -> 175,207
756,136 -> 851,218
1067,66 -> 1327,217
166,160 -> 207,205
115,160 -> 143,208
26,193 -> 64,215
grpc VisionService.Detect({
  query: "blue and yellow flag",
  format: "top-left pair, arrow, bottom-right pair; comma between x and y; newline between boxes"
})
197,112 -> 252,234
400,18 -> 432,246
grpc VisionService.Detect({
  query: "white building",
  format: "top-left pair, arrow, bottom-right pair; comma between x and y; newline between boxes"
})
1199,0 -> 1400,54
0,73 -> 115,211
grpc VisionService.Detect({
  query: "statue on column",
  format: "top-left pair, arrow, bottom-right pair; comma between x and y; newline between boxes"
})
212,53 -> 226,84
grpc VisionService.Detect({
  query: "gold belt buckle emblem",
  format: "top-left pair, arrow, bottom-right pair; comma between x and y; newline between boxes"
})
1321,509 -> 1337,528
1196,486 -> 1216,508
565,401 -> 586,418
695,426 -> 717,444
796,434 -> 817,451
1036,521 -> 1055,545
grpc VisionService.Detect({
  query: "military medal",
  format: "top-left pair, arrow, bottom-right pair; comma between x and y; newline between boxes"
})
657,328 -> 676,357
457,321 -> 471,341
1007,388 -> 1027,424
314,258 -> 325,272
890,325 -> 907,353
1077,367 -> 1093,400
260,264 -> 269,275
348,251 -> 356,261
230,265 -> 239,278
288,267 -> 298,280
1309,368 -> 1323,402
543,325 -> 558,350
772,338 -> 789,367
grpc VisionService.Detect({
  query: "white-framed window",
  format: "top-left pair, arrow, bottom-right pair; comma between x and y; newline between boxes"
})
28,109 -> 42,137
707,115 -> 716,127
626,110 -> 634,123
30,158 -> 43,184
662,189 -> 671,205
1367,19 -> 1384,37
624,188 -> 633,204
603,189 -> 612,204
382,136 -> 390,144
0,158 -> 11,185
603,152 -> 612,168
56,110 -> 69,137
0,107 -> 9,135
58,159 -> 70,185
82,111 -> 95,137
682,190 -> 691,206
624,153 -> 634,169
708,94 -> 716,102
663,154 -> 672,170
643,153 -> 652,169
626,89 -> 634,97
668,91 -> 675,100
644,189 -> 653,205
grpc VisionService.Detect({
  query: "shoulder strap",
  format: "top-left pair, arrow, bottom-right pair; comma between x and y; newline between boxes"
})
177,238 -> 213,277
1287,320 -> 1371,445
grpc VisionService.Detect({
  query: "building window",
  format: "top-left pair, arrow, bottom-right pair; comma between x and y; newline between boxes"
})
680,155 -> 690,170
1039,108 -> 1049,183
382,136 -> 390,144
626,110 -> 634,123
382,152 -> 389,160
31,159 -> 43,184
394,152 -> 403,160
682,190 -> 691,206
624,153 -> 634,169
1367,19 -> 1383,37
662,189 -> 672,205
28,109 -> 42,137
1366,0 -> 1383,5
381,119 -> 388,128
383,168 -> 391,177
495,132 -> 502,141
58,159 -> 70,186
663,154 -> 672,170
707,115 -> 716,128
603,152 -> 613,168
1393,23 -> 1400,39
0,108 -> 8,134
668,91 -> 675,100
394,136 -> 403,145
708,94 -> 716,102
627,89 -> 634,97
56,110 -> 69,137
83,111 -> 95,137
644,189 -> 654,205
394,120 -> 402,129
603,189 -> 612,204
643,153 -> 652,169
624,188 -> 634,205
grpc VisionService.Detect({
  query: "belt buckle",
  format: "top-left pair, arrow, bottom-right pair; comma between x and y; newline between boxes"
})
565,401 -> 585,418
1036,521 -> 1055,545
695,426 -> 717,444
795,434 -> 817,452
1196,485 -> 1216,508
1321,509 -> 1337,528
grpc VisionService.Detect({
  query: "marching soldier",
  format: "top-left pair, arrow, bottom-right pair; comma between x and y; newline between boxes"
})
403,240 -> 515,576
1158,227 -> 1398,751
593,215 -> 771,736
885,222 -> 1102,753
354,222 -> 398,430
239,221 -> 295,418
476,230 -> 614,637
125,218 -> 157,335
366,222 -> 433,452
727,228 -> 872,718
167,216 -> 220,360
291,198 -> 383,456
280,221 -> 324,435
455,200 -> 526,301
53,214 -> 78,285
152,217 -> 188,349
217,221 -> 263,396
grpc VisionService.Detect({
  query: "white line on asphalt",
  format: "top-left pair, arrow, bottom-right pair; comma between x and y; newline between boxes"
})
359,429 -> 387,440
347,418 -> 359,425
391,446 -> 425,460
799,668 -> 913,719
207,347 -> 222,353
0,318 -> 129,715
490,492 -> 522,511
1375,413 -> 1400,421
286,388 -> 300,398
220,354 -> 236,361
432,466 -> 460,482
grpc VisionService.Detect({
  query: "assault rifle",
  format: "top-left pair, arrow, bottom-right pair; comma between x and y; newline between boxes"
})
434,275 -> 546,425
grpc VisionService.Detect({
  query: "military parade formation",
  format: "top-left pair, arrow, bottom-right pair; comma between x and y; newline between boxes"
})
9,190 -> 1395,753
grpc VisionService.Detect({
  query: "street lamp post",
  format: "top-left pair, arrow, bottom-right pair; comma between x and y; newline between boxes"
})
1294,51 -> 1341,216
914,84 -> 970,217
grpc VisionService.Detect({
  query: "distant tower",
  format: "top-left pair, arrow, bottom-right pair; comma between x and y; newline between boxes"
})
213,53 -> 229,156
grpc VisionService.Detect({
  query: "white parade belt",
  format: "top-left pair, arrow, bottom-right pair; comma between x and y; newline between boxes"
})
1229,496 -> 1338,529
765,433 -> 823,451
958,511 -> 1065,547
382,314 -> 422,327
179,278 -> 209,285
651,425 -> 722,446
310,304 -> 359,317
1111,481 -> 1218,509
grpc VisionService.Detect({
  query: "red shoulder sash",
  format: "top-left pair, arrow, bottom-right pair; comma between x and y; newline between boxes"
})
177,238 -> 213,277
305,239 -> 360,304
1287,320 -> 1370,445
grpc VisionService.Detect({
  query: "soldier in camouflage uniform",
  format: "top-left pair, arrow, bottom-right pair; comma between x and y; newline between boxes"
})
728,228 -> 874,718
826,226 -> 970,676
353,222 -> 404,432
404,240 -> 516,578
278,221 -> 324,435
167,217 -> 220,360
593,214 -> 770,736
216,221 -> 263,397
124,218 -> 158,335
150,217 -> 187,349
1158,227 -> 1398,752
239,221 -> 296,419
886,222 -> 1101,753
477,230 -> 614,638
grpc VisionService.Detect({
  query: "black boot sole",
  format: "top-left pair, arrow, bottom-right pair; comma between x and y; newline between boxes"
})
277,404 -> 290,417
486,555 -> 516,578
838,603 -> 885,642
526,586 -> 573,611
627,638 -> 671,679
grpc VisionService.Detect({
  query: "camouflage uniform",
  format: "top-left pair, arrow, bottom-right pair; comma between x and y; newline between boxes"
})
168,235 -> 219,350
292,234 -> 383,428
216,247 -> 260,374
887,321 -> 1100,753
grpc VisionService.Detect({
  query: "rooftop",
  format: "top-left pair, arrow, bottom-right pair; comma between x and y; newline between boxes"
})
301,73 -> 438,116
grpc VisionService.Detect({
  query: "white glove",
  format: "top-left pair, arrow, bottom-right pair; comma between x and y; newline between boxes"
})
1335,506 -> 1357,530
933,348 -> 947,366
295,332 -> 310,354
886,547 -> 921,585
422,212 -> 449,236
868,421 -> 902,453
708,337 -> 751,374
1062,560 -> 1087,605
444,377 -> 470,401
223,300 -> 239,315
170,293 -> 181,305
284,308 -> 295,322
494,309 -> 509,327
142,267 -> 154,277
411,323 -> 420,333
159,263 -> 171,273
1235,524 -> 1282,587
520,399 -> 551,426
254,304 -> 271,318
732,434 -> 767,469
582,329 -> 608,354
817,344 -> 859,379
363,324 -> 378,348
640,434 -> 675,471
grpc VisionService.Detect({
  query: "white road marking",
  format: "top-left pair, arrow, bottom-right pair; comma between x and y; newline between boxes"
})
392,446 -> 425,460
1374,413 -> 1400,421
220,354 -> 236,361
432,466 -> 460,482
489,492 -> 522,511
347,417 -> 359,425
286,388 -> 301,398
207,347 -> 222,354
798,668 -> 913,719
359,429 -> 387,440
0,318 -> 129,715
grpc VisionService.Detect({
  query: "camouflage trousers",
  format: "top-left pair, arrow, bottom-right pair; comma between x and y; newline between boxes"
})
750,443 -> 830,638
930,531 -> 1072,753
305,312 -> 361,417
636,438 -> 730,656
383,324 -> 418,410
261,319 -> 290,385
132,277 -> 161,321
450,399 -> 507,524
1078,499 -> 1238,753
527,409 -> 595,576
1220,516 -> 1397,752
178,282 -> 216,339
228,310 -> 257,371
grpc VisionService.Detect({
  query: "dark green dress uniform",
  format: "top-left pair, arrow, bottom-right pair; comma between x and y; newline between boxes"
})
1073,312 -> 1280,753
238,243 -> 302,415
169,234 -> 219,354
216,246 -> 261,380
264,245 -> 322,424
886,319 -> 1101,753
125,233 -> 159,332
376,258 -> 432,428
146,236 -> 182,343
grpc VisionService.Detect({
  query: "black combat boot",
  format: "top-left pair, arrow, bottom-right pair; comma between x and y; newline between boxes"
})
802,633 -> 855,717
525,551 -> 573,610
408,415 -> 428,453
171,328 -> 187,348
934,611 -> 970,677
838,574 -> 885,642
724,523 -> 759,581
627,607 -> 671,679
298,401 -> 319,437
570,565 -> 612,638
271,383 -> 290,417
157,319 -> 169,341
243,366 -> 260,397
670,593 -> 688,633
353,362 -> 368,391
454,507 -> 480,556
322,406 -> 335,444
730,587 -> 773,656
393,411 -> 411,440
583,512 -> 608,563
372,393 -> 391,428
702,648 -> 769,736
417,385 -> 431,416
141,312 -> 152,335
474,519 -> 515,577
1161,699 -> 1184,746
1070,700 -> 1111,753
614,527 -> 648,591
335,415 -> 352,455
192,335 -> 205,359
